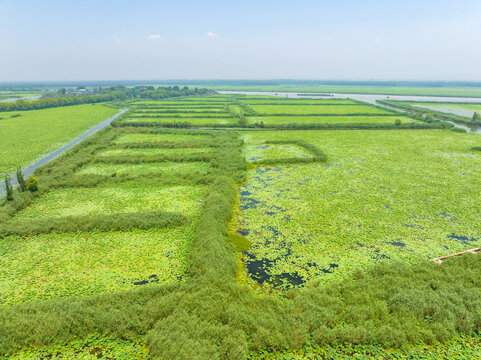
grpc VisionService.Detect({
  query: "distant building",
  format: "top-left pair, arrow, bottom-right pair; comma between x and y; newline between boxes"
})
66,88 -> 94,95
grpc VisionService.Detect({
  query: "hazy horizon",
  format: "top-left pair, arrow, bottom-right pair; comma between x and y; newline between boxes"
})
1,0 -> 481,82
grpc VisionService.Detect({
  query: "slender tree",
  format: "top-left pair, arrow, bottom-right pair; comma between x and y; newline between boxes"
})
16,167 -> 27,192
4,176 -> 14,201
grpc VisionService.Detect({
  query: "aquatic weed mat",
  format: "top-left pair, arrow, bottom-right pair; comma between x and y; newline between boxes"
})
75,162 -> 212,178
96,147 -> 215,157
6,333 -> 147,360
243,144 -> 313,163
233,130 -> 481,289
0,226 -> 195,305
5,128 -> 481,359
249,335 -> 481,359
13,184 -> 207,220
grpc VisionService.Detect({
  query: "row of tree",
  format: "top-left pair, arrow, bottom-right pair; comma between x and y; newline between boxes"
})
0,86 -> 211,112
4,168 -> 38,201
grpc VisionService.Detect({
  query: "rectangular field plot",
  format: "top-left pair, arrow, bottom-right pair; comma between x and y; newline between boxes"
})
163,96 -> 233,102
133,99 -> 227,104
243,144 -> 313,162
129,113 -> 230,118
134,104 -> 225,109
0,226 -> 195,305
239,99 -> 359,105
76,162 -> 212,178
113,132 -> 212,144
247,115 -> 417,125
233,130 -> 481,289
249,104 -> 394,115
14,184 -> 207,220
132,108 -> 227,113
96,147 -> 213,157
122,117 -> 236,125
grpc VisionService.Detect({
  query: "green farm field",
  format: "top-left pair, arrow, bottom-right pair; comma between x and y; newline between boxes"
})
96,147 -> 214,157
238,99 -> 359,105
76,162 -> 212,177
129,112 -> 230,118
14,184 -> 206,220
248,104 -> 394,115
162,95 -> 234,102
0,104 -> 118,174
247,115 -> 417,125
121,116 -> 237,125
132,108 -> 227,113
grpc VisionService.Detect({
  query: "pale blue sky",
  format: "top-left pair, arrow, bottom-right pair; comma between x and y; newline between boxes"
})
1,0 -> 480,81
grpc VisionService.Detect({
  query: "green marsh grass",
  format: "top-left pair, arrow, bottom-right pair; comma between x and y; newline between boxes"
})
0,104 -> 118,174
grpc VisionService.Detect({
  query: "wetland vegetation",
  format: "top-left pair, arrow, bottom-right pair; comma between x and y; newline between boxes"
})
1,93 -> 481,359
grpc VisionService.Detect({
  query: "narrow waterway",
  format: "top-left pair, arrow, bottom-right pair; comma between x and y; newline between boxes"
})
413,104 -> 479,118
0,95 -> 42,102
0,108 -> 128,197
219,90 -> 481,133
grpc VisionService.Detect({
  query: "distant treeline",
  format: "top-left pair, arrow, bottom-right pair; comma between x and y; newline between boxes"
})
0,86 -> 211,112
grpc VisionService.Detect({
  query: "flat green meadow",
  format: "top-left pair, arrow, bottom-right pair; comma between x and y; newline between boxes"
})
76,162 -> 212,177
96,147 -> 213,157
247,115 -> 417,125
122,117 -> 237,125
247,104 -> 394,115
0,104 -> 118,174
113,132 -> 212,144
238,99 -> 358,105
14,184 -> 206,220
132,108 -> 226,113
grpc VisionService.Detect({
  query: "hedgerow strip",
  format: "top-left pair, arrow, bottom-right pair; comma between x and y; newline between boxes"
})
0,210 -> 187,238
93,153 -> 213,164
